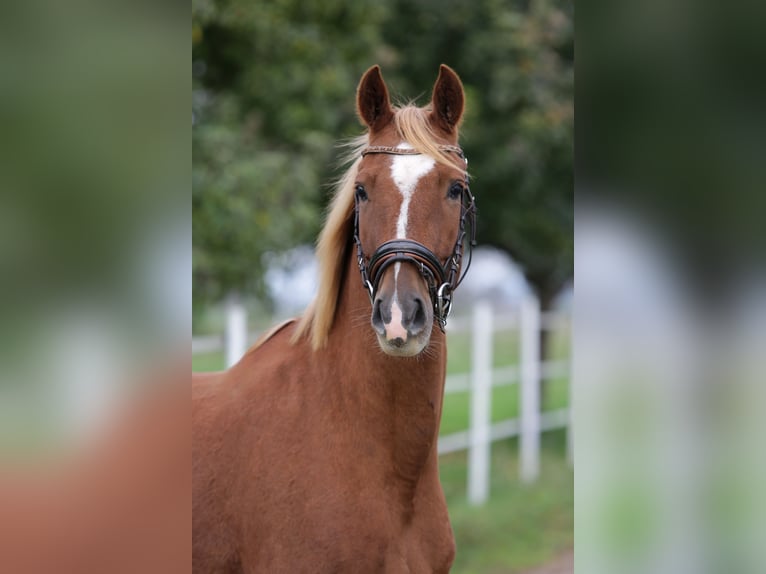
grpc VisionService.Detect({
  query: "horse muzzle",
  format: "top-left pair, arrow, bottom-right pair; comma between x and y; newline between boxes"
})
371,279 -> 431,356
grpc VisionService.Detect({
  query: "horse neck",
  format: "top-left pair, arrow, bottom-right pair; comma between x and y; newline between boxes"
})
324,251 -> 448,485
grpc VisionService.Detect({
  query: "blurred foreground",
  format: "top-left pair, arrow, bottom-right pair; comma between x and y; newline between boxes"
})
577,0 -> 766,571
576,206 -> 766,574
0,371 -> 190,574
0,2 -> 188,572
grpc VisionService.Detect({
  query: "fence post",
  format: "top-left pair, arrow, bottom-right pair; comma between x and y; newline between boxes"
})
520,294 -> 541,482
224,292 -> 247,368
468,300 -> 493,505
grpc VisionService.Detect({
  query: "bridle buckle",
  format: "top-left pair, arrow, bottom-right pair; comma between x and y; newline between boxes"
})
436,282 -> 453,327
364,280 -> 374,303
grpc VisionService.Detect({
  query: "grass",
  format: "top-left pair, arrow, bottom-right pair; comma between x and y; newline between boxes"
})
192,323 -> 572,571
439,377 -> 570,437
442,327 -> 572,571
192,350 -> 225,373
442,432 -> 573,573
446,329 -> 521,374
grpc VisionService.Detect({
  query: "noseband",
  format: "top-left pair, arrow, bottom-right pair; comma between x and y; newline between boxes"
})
353,145 -> 477,331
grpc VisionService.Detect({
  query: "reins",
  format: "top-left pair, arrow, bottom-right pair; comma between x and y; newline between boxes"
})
353,145 -> 477,331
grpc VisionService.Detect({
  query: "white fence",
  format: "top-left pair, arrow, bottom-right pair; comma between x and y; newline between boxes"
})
439,298 -> 571,504
192,296 -> 571,505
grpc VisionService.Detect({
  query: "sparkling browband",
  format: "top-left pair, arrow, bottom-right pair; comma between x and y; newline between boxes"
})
361,145 -> 467,165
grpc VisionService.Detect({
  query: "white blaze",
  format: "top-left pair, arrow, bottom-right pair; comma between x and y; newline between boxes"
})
390,143 -> 436,239
385,143 -> 435,340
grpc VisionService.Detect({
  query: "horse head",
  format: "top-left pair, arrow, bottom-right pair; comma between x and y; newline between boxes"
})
354,65 -> 474,357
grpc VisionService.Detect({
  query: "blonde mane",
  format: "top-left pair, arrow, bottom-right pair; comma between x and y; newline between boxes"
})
290,105 -> 466,350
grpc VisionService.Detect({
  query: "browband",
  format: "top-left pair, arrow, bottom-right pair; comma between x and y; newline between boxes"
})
361,145 -> 467,165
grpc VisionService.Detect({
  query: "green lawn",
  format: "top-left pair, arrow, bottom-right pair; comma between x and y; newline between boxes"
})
191,350 -> 225,373
443,432 -> 573,574
439,377 -> 570,436
446,329 -> 521,374
440,324 -> 572,572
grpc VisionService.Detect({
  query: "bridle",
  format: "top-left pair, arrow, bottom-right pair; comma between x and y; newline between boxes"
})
353,145 -> 477,331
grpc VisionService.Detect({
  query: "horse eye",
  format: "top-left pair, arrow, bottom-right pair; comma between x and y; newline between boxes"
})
447,182 -> 464,200
355,184 -> 368,202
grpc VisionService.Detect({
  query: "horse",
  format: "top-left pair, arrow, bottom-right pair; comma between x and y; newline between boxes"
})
193,64 -> 476,574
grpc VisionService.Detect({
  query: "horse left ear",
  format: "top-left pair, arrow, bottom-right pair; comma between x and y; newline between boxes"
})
429,64 -> 465,134
357,65 -> 394,132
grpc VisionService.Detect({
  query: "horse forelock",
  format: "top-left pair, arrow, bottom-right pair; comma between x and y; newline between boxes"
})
291,104 -> 464,350
393,105 -> 467,175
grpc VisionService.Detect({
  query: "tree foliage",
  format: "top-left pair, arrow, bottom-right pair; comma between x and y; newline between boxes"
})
193,0 -> 573,312
192,0 -> 388,308
377,0 -> 573,305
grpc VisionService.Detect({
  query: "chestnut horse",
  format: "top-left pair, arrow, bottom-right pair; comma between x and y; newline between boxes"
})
193,65 -> 476,573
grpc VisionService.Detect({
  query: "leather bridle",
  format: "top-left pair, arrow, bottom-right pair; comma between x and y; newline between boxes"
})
353,145 -> 477,331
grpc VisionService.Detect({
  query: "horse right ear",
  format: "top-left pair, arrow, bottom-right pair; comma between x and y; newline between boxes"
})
356,65 -> 394,132
429,64 -> 465,134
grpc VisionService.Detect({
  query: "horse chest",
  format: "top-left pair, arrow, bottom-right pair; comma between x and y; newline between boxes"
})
243,469 -> 454,573
249,517 -> 454,574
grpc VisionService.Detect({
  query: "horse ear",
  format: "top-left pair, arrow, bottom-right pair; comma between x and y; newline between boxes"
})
429,64 -> 465,134
356,65 -> 394,132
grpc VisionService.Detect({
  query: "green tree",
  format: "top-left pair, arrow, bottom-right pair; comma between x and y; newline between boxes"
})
192,0 -> 388,317
379,0 -> 574,311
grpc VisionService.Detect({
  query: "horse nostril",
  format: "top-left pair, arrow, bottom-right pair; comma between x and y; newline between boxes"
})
371,298 -> 386,335
406,296 -> 428,335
